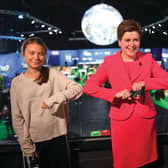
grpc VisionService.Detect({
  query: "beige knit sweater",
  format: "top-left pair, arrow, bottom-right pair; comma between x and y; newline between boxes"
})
10,68 -> 82,156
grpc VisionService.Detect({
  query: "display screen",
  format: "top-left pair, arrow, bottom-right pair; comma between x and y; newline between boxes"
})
162,48 -> 168,70
48,48 -> 120,66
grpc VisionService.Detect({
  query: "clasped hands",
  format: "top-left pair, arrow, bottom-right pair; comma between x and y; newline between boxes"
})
115,81 -> 145,100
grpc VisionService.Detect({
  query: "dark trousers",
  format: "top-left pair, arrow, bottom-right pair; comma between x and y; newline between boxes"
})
35,135 -> 70,168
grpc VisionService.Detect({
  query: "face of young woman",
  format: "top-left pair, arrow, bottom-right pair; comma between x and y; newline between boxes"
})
118,31 -> 140,61
23,43 -> 46,70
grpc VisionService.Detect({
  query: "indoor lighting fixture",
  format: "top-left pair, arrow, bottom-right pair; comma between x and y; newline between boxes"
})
142,16 -> 168,36
18,14 -> 24,19
0,9 -> 62,40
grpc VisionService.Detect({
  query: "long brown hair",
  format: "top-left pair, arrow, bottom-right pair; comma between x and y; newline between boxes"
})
21,36 -> 49,85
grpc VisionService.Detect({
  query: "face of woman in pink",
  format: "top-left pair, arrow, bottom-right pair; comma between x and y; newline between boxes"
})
118,31 -> 140,61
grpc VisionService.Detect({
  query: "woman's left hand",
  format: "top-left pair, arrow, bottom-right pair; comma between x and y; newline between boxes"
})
131,81 -> 145,91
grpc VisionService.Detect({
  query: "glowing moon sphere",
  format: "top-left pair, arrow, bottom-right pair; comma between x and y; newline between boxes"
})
81,3 -> 123,46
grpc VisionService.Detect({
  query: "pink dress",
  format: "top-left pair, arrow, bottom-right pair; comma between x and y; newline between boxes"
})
111,61 -> 158,168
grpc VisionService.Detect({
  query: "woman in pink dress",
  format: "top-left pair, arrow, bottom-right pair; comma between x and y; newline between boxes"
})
83,19 -> 168,168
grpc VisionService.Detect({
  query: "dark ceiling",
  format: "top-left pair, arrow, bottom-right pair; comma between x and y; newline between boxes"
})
1,0 -> 168,51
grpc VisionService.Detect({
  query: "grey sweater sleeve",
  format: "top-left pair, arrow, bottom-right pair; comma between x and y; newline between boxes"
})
10,79 -> 36,156
44,69 -> 83,107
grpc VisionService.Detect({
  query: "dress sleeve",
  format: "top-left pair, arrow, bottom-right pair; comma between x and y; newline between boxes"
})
144,56 -> 168,90
83,58 -> 118,103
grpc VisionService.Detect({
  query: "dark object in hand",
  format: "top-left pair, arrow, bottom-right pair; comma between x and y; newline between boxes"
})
130,87 -> 145,98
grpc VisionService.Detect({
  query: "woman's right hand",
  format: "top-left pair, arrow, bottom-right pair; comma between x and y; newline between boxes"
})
115,89 -> 132,100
